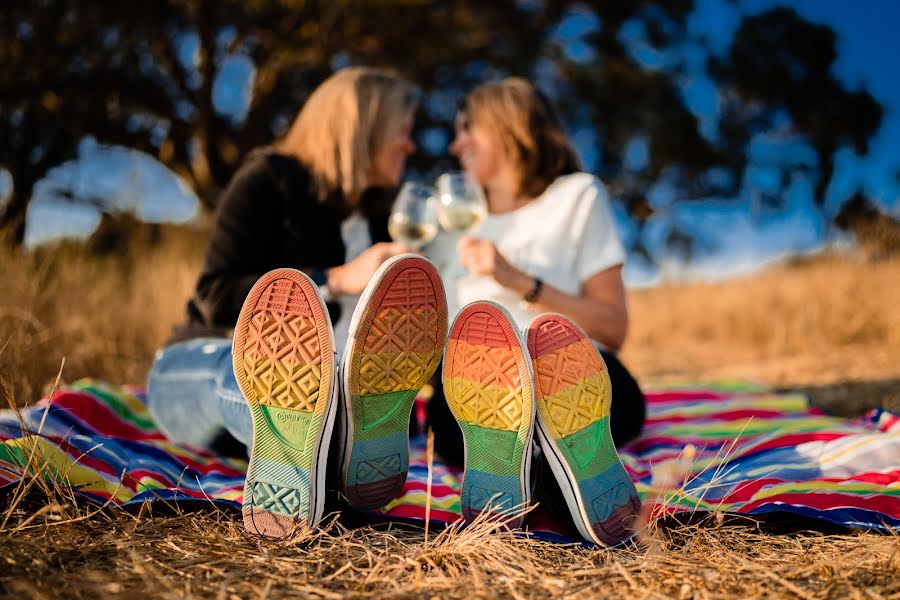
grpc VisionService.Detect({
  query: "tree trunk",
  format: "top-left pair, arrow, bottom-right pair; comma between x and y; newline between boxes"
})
0,175 -> 36,246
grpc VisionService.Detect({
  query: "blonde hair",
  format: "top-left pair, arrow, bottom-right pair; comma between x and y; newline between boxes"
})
462,77 -> 580,197
279,67 -> 419,205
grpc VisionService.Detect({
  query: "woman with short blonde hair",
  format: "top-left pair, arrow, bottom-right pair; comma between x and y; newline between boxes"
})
429,77 -> 646,545
458,76 -> 580,198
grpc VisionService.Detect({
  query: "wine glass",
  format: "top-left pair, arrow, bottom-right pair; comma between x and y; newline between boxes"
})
435,172 -> 487,235
388,182 -> 439,250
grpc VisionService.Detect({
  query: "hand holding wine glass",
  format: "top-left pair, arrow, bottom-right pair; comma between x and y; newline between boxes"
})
457,237 -> 529,292
388,182 -> 439,249
435,172 -> 487,235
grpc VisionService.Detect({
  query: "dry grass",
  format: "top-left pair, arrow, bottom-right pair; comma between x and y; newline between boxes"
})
0,226 -> 205,404
625,252 -> 900,380
624,252 -> 900,415
2,231 -> 900,598
2,502 -> 898,599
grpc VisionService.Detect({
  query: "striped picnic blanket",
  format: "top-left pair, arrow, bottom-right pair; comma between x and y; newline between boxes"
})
1,380 -> 898,536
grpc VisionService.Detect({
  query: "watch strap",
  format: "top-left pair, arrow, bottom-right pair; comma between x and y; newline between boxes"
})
523,277 -> 544,303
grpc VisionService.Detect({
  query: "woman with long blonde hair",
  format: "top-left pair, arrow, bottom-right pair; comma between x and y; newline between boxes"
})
147,67 -> 449,539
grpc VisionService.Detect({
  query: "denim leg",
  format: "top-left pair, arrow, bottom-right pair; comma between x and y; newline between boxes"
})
146,338 -> 233,451
214,349 -> 253,448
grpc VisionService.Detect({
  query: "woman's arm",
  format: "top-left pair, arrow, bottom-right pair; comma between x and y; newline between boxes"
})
192,162 -> 282,326
526,266 -> 628,351
458,238 -> 628,351
324,241 -> 413,296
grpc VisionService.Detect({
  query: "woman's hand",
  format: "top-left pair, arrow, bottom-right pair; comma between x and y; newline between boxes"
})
457,237 -> 532,294
327,242 -> 413,296
458,237 -> 629,350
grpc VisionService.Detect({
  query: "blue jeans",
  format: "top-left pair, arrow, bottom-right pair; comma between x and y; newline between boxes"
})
146,338 -> 253,452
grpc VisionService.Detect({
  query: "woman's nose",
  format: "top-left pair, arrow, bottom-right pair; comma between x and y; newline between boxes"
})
449,135 -> 462,156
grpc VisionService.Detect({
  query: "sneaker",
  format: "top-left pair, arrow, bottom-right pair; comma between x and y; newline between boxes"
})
443,301 -> 535,528
340,254 -> 447,509
232,268 -> 338,540
525,313 -> 641,547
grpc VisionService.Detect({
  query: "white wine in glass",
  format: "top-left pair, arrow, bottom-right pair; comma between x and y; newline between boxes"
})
435,172 -> 487,234
436,204 -> 487,232
388,215 -> 438,248
388,182 -> 439,249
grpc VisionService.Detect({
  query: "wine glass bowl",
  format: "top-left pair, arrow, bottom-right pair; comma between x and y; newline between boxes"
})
435,172 -> 487,235
388,182 -> 439,249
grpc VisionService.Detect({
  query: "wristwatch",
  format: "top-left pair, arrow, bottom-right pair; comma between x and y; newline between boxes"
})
522,277 -> 544,304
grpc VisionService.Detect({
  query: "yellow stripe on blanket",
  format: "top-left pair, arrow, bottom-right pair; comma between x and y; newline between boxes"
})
2,436 -> 134,501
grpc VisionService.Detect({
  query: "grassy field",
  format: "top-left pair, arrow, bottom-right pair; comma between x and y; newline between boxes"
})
1,230 -> 899,598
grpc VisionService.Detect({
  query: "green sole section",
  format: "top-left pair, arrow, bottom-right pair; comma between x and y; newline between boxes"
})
358,390 -> 410,431
557,417 -> 617,480
352,390 -> 416,442
259,404 -> 312,448
251,403 -> 318,467
463,422 -> 522,478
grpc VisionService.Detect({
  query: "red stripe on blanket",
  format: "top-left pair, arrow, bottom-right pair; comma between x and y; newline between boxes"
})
626,436 -> 743,452
402,480 -> 459,495
647,409 -> 803,423
51,436 -> 123,478
644,391 -> 731,403
53,392 -> 164,441
740,432 -> 849,454
728,471 -> 900,503
627,431 -> 849,454
738,491 -> 900,514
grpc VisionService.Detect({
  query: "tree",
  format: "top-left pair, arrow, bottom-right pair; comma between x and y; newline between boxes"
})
0,0 -> 560,243
0,1 -> 886,259
710,7 -> 882,208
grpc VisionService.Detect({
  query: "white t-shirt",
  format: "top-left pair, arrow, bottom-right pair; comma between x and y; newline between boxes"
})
427,172 -> 626,330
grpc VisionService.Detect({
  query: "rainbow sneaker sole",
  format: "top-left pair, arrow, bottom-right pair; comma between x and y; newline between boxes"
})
232,269 -> 337,540
341,255 -> 447,510
526,314 -> 641,547
443,301 -> 534,528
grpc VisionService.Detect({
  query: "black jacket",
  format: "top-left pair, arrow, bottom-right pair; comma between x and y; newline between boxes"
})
172,148 -> 393,342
